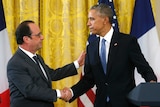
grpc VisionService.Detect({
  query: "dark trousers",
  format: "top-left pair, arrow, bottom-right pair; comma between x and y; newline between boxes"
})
105,101 -> 112,107
105,101 -> 140,107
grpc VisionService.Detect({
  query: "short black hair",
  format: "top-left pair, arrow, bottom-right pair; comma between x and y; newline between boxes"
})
15,20 -> 35,44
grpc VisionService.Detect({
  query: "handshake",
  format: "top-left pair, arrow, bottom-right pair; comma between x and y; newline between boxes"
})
59,87 -> 72,102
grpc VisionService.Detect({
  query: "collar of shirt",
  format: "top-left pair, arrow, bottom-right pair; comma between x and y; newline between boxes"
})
99,27 -> 114,58
100,27 -> 114,43
19,46 -> 36,59
18,46 -> 79,69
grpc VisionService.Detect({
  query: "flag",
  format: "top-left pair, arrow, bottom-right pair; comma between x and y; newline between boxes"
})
130,0 -> 160,86
0,0 -> 12,107
130,1 -> 160,106
78,0 -> 119,106
77,35 -> 97,107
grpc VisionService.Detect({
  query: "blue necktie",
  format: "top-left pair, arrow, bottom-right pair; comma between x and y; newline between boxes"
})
100,39 -> 107,74
100,39 -> 110,102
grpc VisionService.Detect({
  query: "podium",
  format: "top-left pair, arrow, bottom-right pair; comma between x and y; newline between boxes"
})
127,82 -> 160,106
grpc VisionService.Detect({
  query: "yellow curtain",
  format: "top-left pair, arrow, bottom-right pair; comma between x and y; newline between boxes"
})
114,0 -> 155,34
2,0 -> 40,53
39,0 -> 97,107
114,0 -> 135,34
2,0 -> 155,107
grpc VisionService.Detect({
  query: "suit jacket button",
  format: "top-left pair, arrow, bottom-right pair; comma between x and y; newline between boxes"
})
105,83 -> 108,85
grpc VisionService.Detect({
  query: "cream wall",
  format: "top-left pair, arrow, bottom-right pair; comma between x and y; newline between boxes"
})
155,0 -> 160,39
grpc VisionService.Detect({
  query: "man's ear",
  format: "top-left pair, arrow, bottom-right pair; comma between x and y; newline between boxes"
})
23,36 -> 30,43
104,17 -> 109,25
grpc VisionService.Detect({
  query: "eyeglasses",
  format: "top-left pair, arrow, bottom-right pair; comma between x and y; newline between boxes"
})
31,32 -> 42,37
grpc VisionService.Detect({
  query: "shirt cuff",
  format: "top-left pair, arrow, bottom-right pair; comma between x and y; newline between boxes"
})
74,60 -> 79,69
56,89 -> 61,98
70,88 -> 74,97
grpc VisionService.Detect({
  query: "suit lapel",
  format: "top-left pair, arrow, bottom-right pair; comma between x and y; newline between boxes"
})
90,37 -> 106,75
107,31 -> 120,76
36,55 -> 51,82
17,49 -> 50,84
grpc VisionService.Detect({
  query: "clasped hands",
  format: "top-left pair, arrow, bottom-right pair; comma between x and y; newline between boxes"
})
60,87 -> 72,102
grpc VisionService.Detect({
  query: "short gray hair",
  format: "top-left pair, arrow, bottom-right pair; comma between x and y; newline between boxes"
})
90,3 -> 113,24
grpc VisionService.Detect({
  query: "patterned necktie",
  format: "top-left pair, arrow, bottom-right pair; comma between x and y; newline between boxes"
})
33,56 -> 40,65
100,39 -> 107,74
33,56 -> 48,80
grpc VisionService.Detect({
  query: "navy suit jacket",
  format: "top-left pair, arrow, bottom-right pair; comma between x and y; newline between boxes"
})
70,31 -> 157,107
7,48 -> 77,107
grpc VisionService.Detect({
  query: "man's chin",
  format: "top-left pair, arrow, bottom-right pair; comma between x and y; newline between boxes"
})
37,46 -> 42,50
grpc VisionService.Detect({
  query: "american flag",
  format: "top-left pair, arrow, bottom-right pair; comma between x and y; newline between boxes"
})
77,0 -> 119,107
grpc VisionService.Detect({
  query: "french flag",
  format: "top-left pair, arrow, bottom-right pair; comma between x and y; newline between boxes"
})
130,0 -> 160,85
0,0 -> 12,107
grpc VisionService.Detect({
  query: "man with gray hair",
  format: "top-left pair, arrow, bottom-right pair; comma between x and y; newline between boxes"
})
62,3 -> 157,107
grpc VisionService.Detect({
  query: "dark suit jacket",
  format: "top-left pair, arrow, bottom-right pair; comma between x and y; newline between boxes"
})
70,31 -> 157,107
7,48 -> 77,107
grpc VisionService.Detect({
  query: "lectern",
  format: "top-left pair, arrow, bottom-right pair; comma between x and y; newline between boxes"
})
127,82 -> 160,106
